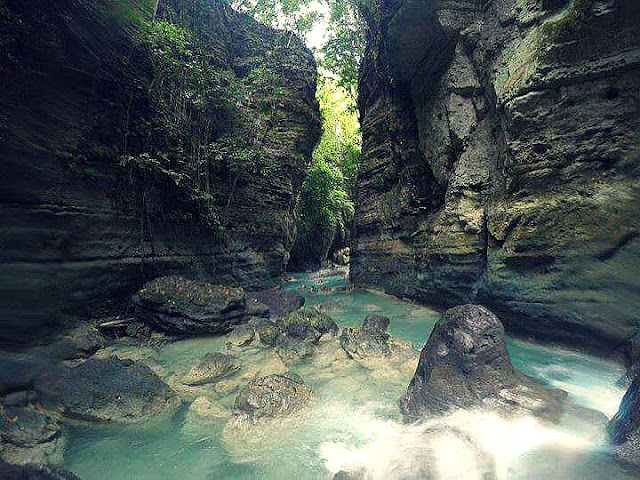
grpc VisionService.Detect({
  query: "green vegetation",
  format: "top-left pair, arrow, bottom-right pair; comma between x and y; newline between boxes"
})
118,6 -> 289,235
541,0 -> 594,46
291,76 -> 360,268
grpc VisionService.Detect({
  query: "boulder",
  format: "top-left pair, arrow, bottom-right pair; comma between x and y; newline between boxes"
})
182,353 -> 240,386
400,305 -> 566,421
362,314 -> 390,332
226,324 -> 256,348
233,372 -> 312,422
247,288 -> 305,318
340,327 -> 392,361
0,407 -> 65,466
608,375 -> 640,466
34,356 -> 180,423
132,276 -> 261,336
278,309 -> 339,337
274,309 -> 339,361
251,318 -> 282,347
0,461 -> 80,480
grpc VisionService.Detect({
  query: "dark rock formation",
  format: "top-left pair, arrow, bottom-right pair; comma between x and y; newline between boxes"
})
400,305 -> 565,421
132,276 -> 257,335
233,372 -> 312,422
246,288 -> 305,319
353,0 -> 640,352
34,356 -> 180,423
182,353 -> 240,386
0,0 -> 320,345
608,375 -> 640,466
274,308 -> 339,360
340,327 -> 391,361
0,407 -> 65,465
0,461 -> 80,480
362,314 -> 390,332
0,407 -> 60,448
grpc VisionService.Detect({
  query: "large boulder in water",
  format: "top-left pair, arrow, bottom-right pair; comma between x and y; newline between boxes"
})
34,356 -> 180,423
132,276 -> 261,336
233,372 -> 312,422
274,309 -> 339,361
608,375 -> 640,466
400,305 -> 566,421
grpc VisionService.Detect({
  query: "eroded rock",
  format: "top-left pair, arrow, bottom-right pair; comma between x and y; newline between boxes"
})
183,353 -> 240,386
132,276 -> 260,336
400,305 -> 566,421
233,372 -> 312,422
34,356 -> 180,423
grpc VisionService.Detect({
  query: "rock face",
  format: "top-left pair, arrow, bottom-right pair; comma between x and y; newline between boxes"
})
132,276 -> 256,335
400,305 -> 565,421
34,356 -> 180,423
353,0 -> 640,352
608,375 -> 640,466
233,372 -> 312,422
0,0 -> 320,345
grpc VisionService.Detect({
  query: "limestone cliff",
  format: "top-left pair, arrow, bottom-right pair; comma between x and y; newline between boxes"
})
353,0 -> 640,352
0,0 -> 320,344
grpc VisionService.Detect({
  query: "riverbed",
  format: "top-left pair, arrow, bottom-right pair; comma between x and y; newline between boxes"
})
63,272 -> 636,479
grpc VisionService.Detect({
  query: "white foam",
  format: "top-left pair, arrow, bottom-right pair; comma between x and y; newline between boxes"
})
318,409 -> 591,480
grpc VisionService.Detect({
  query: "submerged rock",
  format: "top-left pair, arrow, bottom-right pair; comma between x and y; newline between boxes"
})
400,305 -> 566,421
362,314 -> 391,332
0,407 -> 65,466
0,460 -> 80,480
226,324 -> 256,348
183,353 -> 240,386
233,372 -> 312,422
34,356 -> 180,423
132,276 -> 260,336
608,375 -> 640,466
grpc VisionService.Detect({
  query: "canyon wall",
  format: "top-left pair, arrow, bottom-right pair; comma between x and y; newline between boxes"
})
353,0 -> 640,352
0,0 -> 320,344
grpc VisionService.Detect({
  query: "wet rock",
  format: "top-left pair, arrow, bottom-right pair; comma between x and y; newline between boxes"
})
279,309 -> 339,337
132,276 -> 260,336
400,305 -> 566,421
182,353 -> 240,386
333,470 -> 365,480
0,460 -> 81,480
0,407 -> 60,447
274,309 -> 339,361
1,392 -> 29,408
340,327 -> 392,361
250,318 -> 282,347
0,407 -> 65,466
362,314 -> 390,332
34,356 -> 180,423
226,324 -> 256,348
233,372 -> 312,422
30,325 -> 105,362
608,375 -> 640,466
247,288 -> 305,318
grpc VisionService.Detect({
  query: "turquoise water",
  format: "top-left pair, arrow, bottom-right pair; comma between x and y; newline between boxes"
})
63,273 -> 635,479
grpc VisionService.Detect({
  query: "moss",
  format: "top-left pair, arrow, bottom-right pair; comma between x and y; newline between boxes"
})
541,0 -> 594,46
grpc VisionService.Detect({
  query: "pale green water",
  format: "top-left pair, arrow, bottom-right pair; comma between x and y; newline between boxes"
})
63,273 -> 636,479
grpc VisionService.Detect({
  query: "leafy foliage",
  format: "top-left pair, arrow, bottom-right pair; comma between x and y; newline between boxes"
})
292,75 -> 360,266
